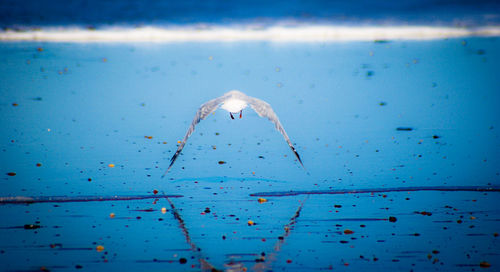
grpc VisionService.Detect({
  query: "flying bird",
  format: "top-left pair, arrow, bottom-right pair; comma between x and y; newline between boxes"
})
164,90 -> 303,176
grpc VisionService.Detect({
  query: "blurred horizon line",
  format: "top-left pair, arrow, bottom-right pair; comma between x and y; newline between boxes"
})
1,24 -> 499,42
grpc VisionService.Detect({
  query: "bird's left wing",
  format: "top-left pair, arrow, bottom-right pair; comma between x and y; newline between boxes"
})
246,96 -> 304,168
163,94 -> 228,177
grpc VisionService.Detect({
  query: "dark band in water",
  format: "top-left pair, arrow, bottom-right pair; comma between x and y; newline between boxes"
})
0,194 -> 183,204
250,186 -> 500,197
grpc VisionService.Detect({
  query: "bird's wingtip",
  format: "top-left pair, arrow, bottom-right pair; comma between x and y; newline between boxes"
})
299,161 -> 307,172
295,153 -> 306,171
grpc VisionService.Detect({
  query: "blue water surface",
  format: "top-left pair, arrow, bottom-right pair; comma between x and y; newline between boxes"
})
0,38 -> 499,271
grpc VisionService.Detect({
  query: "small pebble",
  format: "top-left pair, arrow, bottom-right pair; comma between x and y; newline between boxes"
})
396,127 -> 413,131
480,261 -> 491,268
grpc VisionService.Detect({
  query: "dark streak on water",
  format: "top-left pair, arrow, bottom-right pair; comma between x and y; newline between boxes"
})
0,195 -> 183,204
135,259 -> 177,263
250,186 -> 500,197
301,218 -> 388,222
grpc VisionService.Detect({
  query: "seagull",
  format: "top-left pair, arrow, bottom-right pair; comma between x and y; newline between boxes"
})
163,90 -> 304,176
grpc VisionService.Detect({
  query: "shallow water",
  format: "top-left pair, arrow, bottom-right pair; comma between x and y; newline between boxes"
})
1,38 -> 499,271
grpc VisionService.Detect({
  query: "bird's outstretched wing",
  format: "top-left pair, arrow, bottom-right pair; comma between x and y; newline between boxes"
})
246,96 -> 304,168
162,94 -> 229,177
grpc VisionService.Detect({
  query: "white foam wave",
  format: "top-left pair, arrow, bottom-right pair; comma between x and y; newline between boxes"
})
1,25 -> 499,42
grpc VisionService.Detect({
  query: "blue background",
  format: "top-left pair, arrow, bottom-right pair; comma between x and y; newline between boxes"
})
1,0 -> 499,27
1,0 -> 500,270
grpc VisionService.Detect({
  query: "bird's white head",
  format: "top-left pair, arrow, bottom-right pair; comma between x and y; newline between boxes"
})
220,90 -> 248,119
221,91 -> 247,112
221,99 -> 247,113
226,89 -> 244,96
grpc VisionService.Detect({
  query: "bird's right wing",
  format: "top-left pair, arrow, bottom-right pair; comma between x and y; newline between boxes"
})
246,96 -> 304,168
162,94 -> 229,177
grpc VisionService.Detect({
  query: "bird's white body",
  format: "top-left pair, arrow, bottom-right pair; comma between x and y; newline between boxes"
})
221,98 -> 247,113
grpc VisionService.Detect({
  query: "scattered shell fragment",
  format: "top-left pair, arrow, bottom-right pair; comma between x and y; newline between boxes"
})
344,229 -> 354,235
258,198 -> 267,203
480,261 -> 491,268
